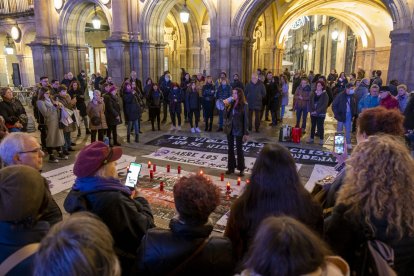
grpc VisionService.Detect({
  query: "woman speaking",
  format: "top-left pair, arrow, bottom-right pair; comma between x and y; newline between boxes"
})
224,88 -> 249,176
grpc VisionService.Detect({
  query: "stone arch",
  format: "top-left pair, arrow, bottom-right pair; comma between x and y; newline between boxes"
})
58,0 -> 112,46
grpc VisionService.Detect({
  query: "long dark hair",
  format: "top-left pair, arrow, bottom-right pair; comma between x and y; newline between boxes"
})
243,216 -> 331,276
233,144 -> 321,239
233,87 -> 247,111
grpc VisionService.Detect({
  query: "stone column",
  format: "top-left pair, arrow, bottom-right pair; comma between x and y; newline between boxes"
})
15,55 -> 35,87
229,36 -> 248,82
103,39 -> 130,86
33,0 -> 50,42
244,39 -> 255,83
155,43 -> 166,79
388,28 -> 414,89
274,47 -> 284,75
141,41 -> 157,80
0,55 -> 9,86
207,38 -> 218,79
110,0 -> 129,40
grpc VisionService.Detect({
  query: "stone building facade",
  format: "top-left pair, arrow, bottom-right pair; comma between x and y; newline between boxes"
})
0,0 -> 414,89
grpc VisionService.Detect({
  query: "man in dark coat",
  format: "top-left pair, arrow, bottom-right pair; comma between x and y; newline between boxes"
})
244,73 -> 266,132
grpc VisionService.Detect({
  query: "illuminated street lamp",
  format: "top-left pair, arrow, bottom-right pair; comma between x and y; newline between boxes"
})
331,29 -> 339,41
303,43 -> 309,50
180,0 -> 190,23
92,4 -> 101,29
5,35 -> 14,55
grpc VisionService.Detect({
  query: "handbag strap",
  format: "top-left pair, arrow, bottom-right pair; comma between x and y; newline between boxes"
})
0,243 -> 40,275
168,237 -> 211,276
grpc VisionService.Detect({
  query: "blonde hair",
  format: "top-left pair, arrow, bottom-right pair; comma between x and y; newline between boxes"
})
397,84 -> 407,91
337,135 -> 414,239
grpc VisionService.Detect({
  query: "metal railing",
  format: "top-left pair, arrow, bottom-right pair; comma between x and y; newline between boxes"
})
0,0 -> 34,17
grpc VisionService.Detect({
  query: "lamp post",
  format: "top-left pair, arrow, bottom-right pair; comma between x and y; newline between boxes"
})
92,4 -> 101,29
180,0 -> 190,23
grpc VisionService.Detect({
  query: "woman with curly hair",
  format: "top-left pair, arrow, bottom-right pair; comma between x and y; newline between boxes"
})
325,135 -> 414,275
137,174 -> 234,275
68,80 -> 89,136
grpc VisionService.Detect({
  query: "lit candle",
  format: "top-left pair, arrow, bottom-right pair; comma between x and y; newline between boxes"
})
160,181 -> 164,192
199,169 -> 204,175
148,161 -> 151,168
226,181 -> 231,192
167,165 -> 170,173
220,173 -> 224,181
150,170 -> 153,179
246,179 -> 250,185
178,165 -> 181,174
237,177 -> 241,186
153,164 -> 157,172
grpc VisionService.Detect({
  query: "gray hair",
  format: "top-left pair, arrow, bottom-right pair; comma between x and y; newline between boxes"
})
34,212 -> 121,276
0,133 -> 35,165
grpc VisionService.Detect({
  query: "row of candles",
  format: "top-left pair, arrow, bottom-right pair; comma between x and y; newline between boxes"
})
147,161 -> 248,192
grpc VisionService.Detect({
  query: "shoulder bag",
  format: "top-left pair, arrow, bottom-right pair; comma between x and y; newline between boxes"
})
0,243 -> 39,275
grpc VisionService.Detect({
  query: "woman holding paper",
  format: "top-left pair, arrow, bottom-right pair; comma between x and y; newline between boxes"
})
55,85 -> 77,154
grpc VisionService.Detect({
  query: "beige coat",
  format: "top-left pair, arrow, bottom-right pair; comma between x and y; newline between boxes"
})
37,99 -> 64,148
87,100 -> 108,130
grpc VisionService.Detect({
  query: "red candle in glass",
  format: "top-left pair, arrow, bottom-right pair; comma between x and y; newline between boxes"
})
149,170 -> 153,179
246,179 -> 250,185
160,181 -> 164,192
178,165 -> 181,174
147,161 -> 151,168
153,164 -> 156,172
199,170 -> 203,175
167,165 -> 170,173
220,173 -> 224,181
226,182 -> 231,192
237,177 -> 241,186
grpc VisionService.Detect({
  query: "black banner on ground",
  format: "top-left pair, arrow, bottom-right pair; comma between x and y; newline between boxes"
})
146,135 -> 337,166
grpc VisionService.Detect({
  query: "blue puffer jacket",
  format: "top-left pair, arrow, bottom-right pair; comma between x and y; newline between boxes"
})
123,91 -> 141,121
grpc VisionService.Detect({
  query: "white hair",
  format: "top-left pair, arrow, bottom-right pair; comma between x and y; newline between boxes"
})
0,133 -> 36,165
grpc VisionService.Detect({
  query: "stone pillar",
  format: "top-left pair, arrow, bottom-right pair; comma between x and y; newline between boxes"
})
141,41 -> 157,80
229,36 -> 248,82
77,46 -> 88,73
155,43 -> 166,79
244,40 -> 255,83
274,47 -> 284,75
388,28 -> 414,89
15,55 -> 35,86
0,55 -> 9,86
28,42 -> 54,82
103,39 -> 130,86
110,0 -> 129,40
208,38 -> 219,79
33,0 -> 50,42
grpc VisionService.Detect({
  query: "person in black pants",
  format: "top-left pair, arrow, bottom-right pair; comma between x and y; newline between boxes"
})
202,76 -> 215,131
186,82 -> 202,133
104,86 -> 122,146
225,88 -> 249,177
159,73 -> 172,123
148,84 -> 163,131
168,83 -> 183,130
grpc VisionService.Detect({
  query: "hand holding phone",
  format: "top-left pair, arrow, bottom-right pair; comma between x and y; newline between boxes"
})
333,132 -> 345,155
125,162 -> 142,190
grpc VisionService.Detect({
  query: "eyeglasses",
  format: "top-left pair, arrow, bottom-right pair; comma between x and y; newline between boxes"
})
18,148 -> 43,155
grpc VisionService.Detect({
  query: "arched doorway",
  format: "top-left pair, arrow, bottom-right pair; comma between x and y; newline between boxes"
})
58,0 -> 112,78
140,0 -> 216,81
231,0 -> 406,82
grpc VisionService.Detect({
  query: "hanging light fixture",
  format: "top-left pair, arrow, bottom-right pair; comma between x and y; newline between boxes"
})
180,0 -> 190,23
303,43 -> 309,50
331,29 -> 339,41
5,34 -> 14,55
92,4 -> 101,30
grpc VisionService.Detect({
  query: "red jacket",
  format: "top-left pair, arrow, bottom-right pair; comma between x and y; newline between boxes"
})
380,94 -> 399,110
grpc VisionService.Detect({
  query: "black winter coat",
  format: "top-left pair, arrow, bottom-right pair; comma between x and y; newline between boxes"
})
123,92 -> 141,121
404,95 -> 414,130
332,92 -> 356,122
0,99 -> 26,127
69,88 -> 87,117
137,218 -> 235,276
148,89 -> 163,108
226,103 -> 249,137
186,89 -> 201,110
104,93 -> 122,126
325,204 -> 414,276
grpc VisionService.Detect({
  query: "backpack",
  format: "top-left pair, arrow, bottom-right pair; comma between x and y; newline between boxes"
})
353,233 -> 397,276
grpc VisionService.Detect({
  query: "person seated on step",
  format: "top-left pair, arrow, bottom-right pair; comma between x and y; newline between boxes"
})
0,165 -> 51,276
0,132 -> 62,226
33,212 -> 121,276
137,174 -> 235,276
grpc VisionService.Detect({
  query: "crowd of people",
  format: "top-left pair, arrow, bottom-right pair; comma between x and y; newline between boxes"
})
0,66 -> 414,275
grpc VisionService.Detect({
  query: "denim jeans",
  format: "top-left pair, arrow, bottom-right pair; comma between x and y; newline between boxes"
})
295,106 -> 308,129
63,132 -> 71,151
218,110 -> 224,128
128,120 -> 139,136
337,112 -> 352,144
281,105 -> 286,119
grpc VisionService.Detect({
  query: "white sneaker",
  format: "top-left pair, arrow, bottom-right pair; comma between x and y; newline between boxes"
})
170,126 -> 176,131
195,127 -> 201,133
177,125 -> 181,131
191,128 -> 195,133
